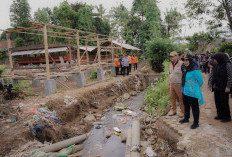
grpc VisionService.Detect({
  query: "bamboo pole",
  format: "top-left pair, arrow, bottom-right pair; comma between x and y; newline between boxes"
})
111,38 -> 114,63
6,33 -> 14,77
7,25 -> 44,33
76,31 -> 81,70
85,41 -> 89,64
68,39 -> 72,64
43,25 -> 50,80
97,35 -> 101,67
120,38 -> 123,54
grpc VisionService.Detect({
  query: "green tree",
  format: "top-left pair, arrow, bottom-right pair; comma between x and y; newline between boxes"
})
185,0 -> 232,32
164,8 -> 185,37
10,0 -> 31,27
34,7 -> 53,23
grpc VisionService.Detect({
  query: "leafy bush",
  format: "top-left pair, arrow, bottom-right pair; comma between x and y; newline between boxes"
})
218,42 -> 232,56
90,70 -> 97,80
145,38 -> 177,72
143,61 -> 170,116
0,65 -> 6,77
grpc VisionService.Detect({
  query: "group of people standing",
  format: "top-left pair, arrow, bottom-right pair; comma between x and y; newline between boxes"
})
169,51 -> 232,129
114,54 -> 139,76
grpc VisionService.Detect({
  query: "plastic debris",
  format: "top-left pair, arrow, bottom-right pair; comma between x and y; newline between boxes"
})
122,110 -> 137,117
113,127 -> 121,133
64,96 -> 77,106
113,103 -> 129,111
145,147 -> 157,157
105,133 -> 113,138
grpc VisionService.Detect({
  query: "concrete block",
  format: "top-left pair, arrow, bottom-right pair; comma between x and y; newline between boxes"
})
32,79 -> 41,87
57,76 -> 66,81
68,74 -> 77,81
76,72 -> 86,88
97,68 -> 104,81
0,78 -> 4,85
110,66 -> 116,75
44,79 -> 56,96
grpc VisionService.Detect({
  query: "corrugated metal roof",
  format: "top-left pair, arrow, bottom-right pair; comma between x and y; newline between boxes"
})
12,47 -> 67,56
112,40 -> 140,50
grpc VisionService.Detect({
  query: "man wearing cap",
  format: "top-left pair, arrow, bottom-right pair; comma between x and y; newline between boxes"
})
168,51 -> 185,117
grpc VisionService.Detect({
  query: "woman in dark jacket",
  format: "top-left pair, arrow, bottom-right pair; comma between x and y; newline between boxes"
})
208,53 -> 232,122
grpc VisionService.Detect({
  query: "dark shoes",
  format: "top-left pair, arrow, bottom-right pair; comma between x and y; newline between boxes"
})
214,116 -> 222,120
221,119 -> 231,123
179,119 -> 189,124
191,123 -> 199,129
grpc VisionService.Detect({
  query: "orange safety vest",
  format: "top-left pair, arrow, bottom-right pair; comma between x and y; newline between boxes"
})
134,57 -> 138,63
128,56 -> 132,64
114,58 -> 120,67
131,57 -> 135,64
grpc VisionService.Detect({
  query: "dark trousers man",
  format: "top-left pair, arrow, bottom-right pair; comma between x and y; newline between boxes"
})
183,95 -> 200,125
214,90 -> 231,121
129,64 -> 132,72
123,66 -> 129,76
134,63 -> 138,71
115,67 -> 119,75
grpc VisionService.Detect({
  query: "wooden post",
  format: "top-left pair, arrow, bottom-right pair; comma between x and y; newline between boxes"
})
68,39 -> 72,64
120,38 -> 123,54
111,38 -> 114,63
43,25 -> 50,80
6,33 -> 14,77
97,35 -> 101,67
85,41 -> 89,64
76,31 -> 81,70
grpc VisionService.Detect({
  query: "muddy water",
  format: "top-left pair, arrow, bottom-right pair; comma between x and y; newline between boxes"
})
83,93 -> 144,157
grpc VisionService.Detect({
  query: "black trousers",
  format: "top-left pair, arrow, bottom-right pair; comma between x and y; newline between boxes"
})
134,63 -> 138,71
123,66 -> 129,76
129,64 -> 132,72
115,67 -> 119,75
214,90 -> 231,120
120,65 -> 123,75
183,95 -> 200,124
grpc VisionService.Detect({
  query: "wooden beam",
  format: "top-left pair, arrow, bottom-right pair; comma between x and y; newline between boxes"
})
7,25 -> 44,33
76,31 -> 81,70
43,25 -> 50,80
111,38 -> 114,63
97,35 -> 101,67
18,31 -> 74,39
85,41 -> 89,64
6,33 -> 14,77
68,39 -> 72,64
120,39 -> 123,54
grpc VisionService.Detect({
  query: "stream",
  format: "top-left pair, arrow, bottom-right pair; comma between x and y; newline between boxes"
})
82,93 -> 144,157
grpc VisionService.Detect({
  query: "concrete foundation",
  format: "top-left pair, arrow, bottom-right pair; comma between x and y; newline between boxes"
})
57,76 -> 66,81
110,66 -> 116,75
44,79 -> 56,96
0,78 -> 4,85
68,74 -> 77,81
76,72 -> 86,88
32,79 -> 41,87
97,68 -> 104,81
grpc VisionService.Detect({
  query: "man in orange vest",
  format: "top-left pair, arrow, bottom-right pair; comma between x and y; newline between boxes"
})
133,54 -> 138,71
128,54 -> 132,72
114,55 -> 120,75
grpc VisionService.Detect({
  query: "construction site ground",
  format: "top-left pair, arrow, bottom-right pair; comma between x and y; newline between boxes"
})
157,74 -> 232,157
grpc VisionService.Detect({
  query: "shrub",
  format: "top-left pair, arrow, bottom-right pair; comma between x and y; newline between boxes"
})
90,70 -> 97,80
218,42 -> 232,56
143,61 -> 170,116
145,38 -> 177,72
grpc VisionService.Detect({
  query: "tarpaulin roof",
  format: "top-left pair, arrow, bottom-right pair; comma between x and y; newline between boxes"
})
12,47 -> 68,56
112,40 -> 140,50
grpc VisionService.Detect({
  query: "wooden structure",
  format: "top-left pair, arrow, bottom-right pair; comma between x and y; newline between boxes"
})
4,21 -> 140,80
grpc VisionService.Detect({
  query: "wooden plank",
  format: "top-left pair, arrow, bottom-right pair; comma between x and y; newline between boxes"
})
120,39 -> 123,54
111,38 -> 114,63
6,33 -> 14,77
97,35 -> 101,67
7,25 -> 44,33
18,31 -> 74,39
68,39 -> 72,63
76,31 -> 81,70
85,41 -> 89,64
43,25 -> 50,80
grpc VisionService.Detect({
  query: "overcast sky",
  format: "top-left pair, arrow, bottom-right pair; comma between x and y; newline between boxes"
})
0,0 -> 212,37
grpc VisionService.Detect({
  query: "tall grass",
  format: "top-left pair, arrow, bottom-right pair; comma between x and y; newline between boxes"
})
143,61 -> 170,116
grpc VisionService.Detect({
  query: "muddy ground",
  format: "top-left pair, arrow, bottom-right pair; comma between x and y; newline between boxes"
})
0,74 -> 153,156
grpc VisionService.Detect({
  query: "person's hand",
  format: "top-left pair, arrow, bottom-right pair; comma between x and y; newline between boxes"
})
225,87 -> 230,93
208,87 -> 212,92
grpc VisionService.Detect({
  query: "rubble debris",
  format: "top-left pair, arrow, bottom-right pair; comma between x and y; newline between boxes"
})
113,103 -> 129,111
64,96 -> 77,106
123,93 -> 130,100
113,127 -> 121,133
122,110 -> 136,117
145,147 -> 157,157
84,114 -> 96,123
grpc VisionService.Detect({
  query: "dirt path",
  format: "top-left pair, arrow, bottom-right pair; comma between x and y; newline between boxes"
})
163,73 -> 232,157
82,93 -> 144,157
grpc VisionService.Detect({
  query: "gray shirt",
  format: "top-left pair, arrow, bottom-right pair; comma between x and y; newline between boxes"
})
122,57 -> 129,67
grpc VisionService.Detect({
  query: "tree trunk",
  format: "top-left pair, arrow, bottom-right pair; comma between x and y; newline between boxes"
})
222,0 -> 232,32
